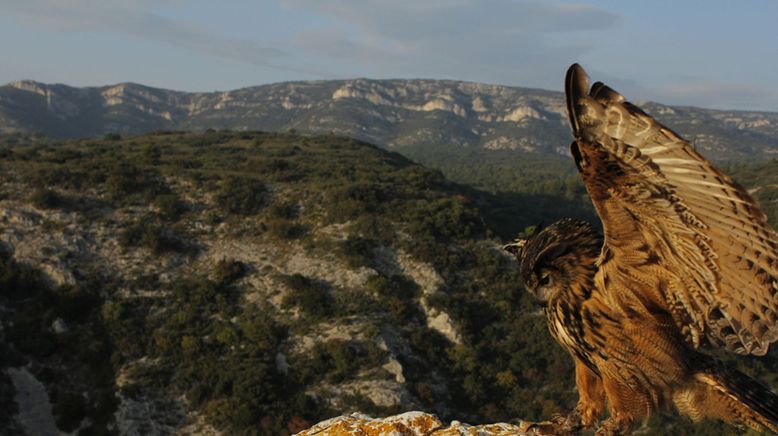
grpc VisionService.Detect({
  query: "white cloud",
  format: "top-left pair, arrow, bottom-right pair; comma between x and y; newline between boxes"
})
651,81 -> 777,111
279,0 -> 622,87
0,0 -> 305,72
282,0 -> 620,38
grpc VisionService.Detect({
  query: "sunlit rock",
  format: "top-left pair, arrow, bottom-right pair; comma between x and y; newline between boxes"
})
295,411 -> 531,435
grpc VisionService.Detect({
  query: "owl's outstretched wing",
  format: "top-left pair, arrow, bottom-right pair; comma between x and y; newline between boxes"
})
565,64 -> 778,355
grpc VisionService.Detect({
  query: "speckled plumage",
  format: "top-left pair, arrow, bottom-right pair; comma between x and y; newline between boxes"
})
505,64 -> 778,435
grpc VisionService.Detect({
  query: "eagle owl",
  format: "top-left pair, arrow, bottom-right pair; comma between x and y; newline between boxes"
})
504,64 -> 778,435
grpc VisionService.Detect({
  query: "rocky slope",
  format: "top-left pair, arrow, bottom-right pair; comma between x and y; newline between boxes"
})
0,131 -> 578,435
2,78 -> 778,161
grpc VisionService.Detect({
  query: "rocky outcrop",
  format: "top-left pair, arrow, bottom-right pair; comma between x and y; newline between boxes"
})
6,368 -> 60,436
295,412 -> 536,435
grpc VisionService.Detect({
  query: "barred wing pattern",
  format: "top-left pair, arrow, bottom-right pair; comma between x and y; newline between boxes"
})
565,64 -> 778,355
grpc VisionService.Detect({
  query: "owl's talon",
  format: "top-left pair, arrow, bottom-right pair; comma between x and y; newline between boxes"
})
516,420 -> 561,435
594,415 -> 632,436
549,413 -> 566,425
517,413 -> 581,436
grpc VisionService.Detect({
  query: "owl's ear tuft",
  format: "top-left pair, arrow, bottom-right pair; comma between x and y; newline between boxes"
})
502,239 -> 527,256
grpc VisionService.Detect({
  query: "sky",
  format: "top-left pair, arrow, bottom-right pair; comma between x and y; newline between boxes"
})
1,0 -> 777,111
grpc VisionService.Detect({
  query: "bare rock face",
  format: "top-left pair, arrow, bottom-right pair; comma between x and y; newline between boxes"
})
295,411 -> 533,435
6,368 -> 59,436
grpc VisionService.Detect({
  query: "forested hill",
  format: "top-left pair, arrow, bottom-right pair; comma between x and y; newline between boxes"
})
0,131 -> 582,435
1,131 -> 776,435
2,78 -> 778,161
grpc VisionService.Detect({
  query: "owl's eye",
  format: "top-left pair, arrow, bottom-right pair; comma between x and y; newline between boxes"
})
539,273 -> 551,287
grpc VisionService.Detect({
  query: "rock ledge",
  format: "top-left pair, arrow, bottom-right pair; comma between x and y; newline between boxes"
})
295,411 -> 531,435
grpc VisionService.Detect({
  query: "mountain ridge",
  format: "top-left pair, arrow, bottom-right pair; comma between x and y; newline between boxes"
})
9,77 -> 778,114
2,78 -> 778,161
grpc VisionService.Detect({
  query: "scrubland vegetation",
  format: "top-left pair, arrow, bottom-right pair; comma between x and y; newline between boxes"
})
1,131 -> 776,435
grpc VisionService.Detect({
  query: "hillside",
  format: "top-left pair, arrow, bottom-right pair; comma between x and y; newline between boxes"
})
1,132 -> 777,436
0,131 -> 575,435
2,79 -> 778,162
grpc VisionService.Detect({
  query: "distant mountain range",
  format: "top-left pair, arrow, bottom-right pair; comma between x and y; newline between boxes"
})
2,78 -> 778,161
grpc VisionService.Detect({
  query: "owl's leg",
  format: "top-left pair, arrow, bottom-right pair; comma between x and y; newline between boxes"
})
572,359 -> 605,429
595,378 -> 636,436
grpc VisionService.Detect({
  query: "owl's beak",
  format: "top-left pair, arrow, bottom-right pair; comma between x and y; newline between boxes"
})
502,239 -> 527,256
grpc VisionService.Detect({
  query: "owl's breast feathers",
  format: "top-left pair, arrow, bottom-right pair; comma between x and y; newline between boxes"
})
542,224 -> 607,375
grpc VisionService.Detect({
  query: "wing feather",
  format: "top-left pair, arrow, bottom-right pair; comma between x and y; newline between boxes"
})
566,64 -> 778,355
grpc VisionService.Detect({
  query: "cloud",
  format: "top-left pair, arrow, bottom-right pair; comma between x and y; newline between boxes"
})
282,0 -> 620,38
280,0 -> 622,87
1,0 -> 321,75
650,81 -> 778,112
290,29 -> 397,66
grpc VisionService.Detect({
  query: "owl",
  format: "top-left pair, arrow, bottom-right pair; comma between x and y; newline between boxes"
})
504,64 -> 778,435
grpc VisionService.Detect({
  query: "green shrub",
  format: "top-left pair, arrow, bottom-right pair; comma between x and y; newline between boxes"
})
404,198 -> 484,241
53,391 -> 86,432
105,164 -> 167,202
0,248 -> 48,301
266,219 -> 307,239
31,187 -> 64,209
239,305 -> 285,351
214,324 -> 239,345
169,277 -> 231,313
153,194 -> 184,220
325,182 -> 387,222
119,220 -> 186,255
364,274 -> 419,300
181,335 -> 200,354
337,236 -> 377,268
301,340 -> 385,385
216,176 -> 267,215
322,340 -> 354,382
364,274 -> 421,322
142,144 -> 161,164
101,302 -> 125,323
213,258 -> 245,284
262,159 -> 291,174
280,274 -> 331,319
105,167 -> 137,199
268,200 -> 298,219
350,215 -> 395,244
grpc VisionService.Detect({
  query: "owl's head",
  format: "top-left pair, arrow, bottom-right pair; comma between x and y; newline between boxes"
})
504,219 -> 602,306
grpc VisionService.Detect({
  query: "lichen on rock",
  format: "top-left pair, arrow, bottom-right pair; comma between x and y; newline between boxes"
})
295,411 -> 535,435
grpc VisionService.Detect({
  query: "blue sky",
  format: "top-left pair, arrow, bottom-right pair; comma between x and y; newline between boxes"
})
1,0 -> 777,111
